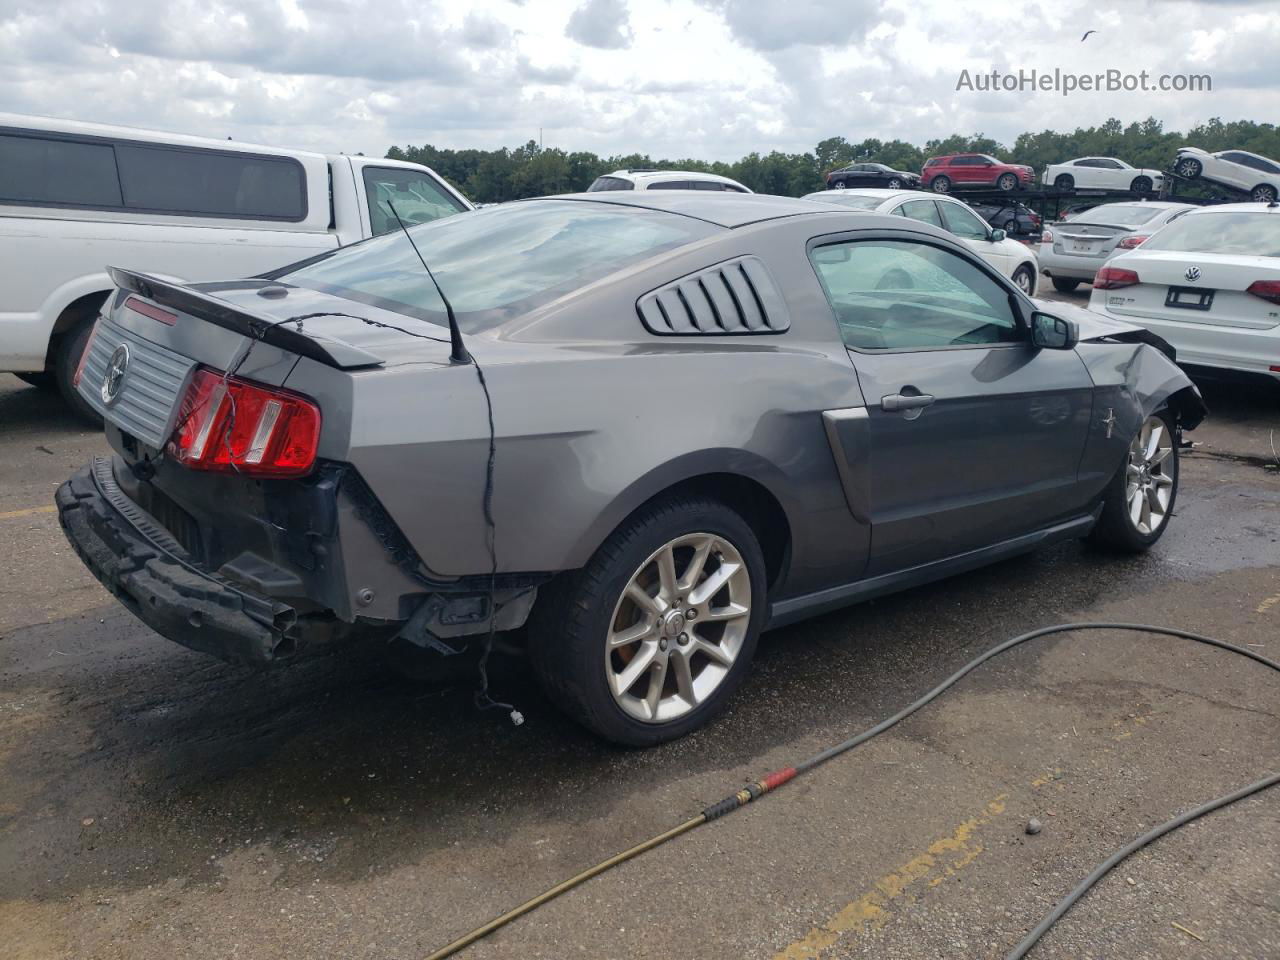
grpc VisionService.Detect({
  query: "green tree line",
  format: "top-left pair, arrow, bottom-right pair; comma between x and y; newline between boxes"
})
386,117 -> 1280,204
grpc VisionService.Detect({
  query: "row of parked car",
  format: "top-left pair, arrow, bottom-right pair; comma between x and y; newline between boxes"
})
824,148 -> 1280,203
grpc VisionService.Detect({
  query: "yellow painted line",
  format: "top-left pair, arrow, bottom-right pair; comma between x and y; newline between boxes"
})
0,505 -> 56,520
1257,592 -> 1280,615
773,795 -> 1008,960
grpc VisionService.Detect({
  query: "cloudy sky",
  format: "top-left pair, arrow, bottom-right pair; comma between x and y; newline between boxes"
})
1,0 -> 1276,161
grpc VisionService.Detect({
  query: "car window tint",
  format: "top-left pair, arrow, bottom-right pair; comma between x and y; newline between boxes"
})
1140,212 -> 1280,257
115,144 -> 305,219
690,180 -> 724,190
363,166 -> 466,237
0,133 -> 123,207
939,202 -> 989,240
281,199 -> 719,331
723,185 -> 750,193
810,240 -> 1019,351
648,181 -> 691,190
897,199 -> 942,227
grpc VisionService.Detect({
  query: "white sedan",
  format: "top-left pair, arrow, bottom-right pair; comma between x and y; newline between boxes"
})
1173,148 -> 1280,203
803,189 -> 1040,294
1088,203 -> 1280,383
1044,157 -> 1165,194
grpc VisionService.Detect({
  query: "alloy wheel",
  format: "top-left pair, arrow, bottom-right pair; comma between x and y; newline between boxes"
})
1252,185 -> 1277,203
1176,159 -> 1201,179
605,533 -> 751,724
887,178 -> 902,189
1125,416 -> 1175,535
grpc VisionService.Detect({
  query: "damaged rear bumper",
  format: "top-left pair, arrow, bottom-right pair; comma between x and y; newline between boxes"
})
56,458 -> 298,665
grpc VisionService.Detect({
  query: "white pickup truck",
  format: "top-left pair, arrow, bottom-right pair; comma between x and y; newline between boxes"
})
0,113 -> 472,420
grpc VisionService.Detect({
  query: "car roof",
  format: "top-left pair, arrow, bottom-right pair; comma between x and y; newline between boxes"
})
603,169 -> 746,186
1182,201 -> 1280,216
542,191 -> 847,228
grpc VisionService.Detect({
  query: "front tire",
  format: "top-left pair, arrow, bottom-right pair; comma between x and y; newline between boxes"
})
997,173 -> 1018,192
1089,411 -> 1179,552
1251,184 -> 1277,203
1054,174 -> 1075,190
1176,158 -> 1202,180
529,496 -> 766,745
887,177 -> 903,189
1011,263 -> 1035,295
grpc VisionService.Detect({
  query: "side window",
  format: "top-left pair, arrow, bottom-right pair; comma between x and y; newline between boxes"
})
939,202 -> 989,240
115,144 -> 306,219
690,180 -> 724,191
0,133 -> 122,207
1098,159 -> 1123,169
896,199 -> 943,227
723,184 -> 750,193
363,166 -> 467,237
810,240 -> 1020,351
587,176 -> 635,192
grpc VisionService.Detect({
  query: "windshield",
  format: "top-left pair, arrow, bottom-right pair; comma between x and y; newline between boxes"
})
1141,211 -> 1280,257
277,200 -> 717,330
1071,204 -> 1162,227
803,193 -> 883,210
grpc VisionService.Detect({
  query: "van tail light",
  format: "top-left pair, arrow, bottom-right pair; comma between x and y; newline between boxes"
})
1246,280 -> 1280,304
1040,228 -> 1053,244
168,368 -> 321,477
1094,267 -> 1140,290
1116,235 -> 1149,250
71,320 -> 101,388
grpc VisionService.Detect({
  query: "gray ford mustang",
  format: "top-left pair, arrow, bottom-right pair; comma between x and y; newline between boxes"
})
58,192 -> 1206,745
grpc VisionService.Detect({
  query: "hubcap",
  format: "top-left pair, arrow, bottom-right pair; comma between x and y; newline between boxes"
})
605,533 -> 751,724
1125,416 -> 1175,535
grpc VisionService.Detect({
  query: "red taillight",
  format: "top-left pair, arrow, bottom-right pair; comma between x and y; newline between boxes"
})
1094,267 -> 1140,290
72,320 -> 101,388
1040,228 -> 1054,244
125,296 -> 177,326
168,368 -> 321,477
1246,280 -> 1280,305
1116,235 -> 1149,250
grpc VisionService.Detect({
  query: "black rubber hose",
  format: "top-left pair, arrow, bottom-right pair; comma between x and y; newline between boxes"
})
423,623 -> 1280,960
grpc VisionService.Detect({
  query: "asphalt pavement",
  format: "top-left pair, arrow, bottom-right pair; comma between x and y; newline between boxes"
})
1,323 -> 1277,960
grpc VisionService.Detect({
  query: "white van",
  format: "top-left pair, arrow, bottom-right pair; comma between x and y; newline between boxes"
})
0,113 -> 472,419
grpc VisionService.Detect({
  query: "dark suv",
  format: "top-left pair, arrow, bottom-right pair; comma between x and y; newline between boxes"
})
923,154 -> 1035,193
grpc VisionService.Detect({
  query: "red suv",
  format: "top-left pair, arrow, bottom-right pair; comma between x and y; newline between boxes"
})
922,154 -> 1035,193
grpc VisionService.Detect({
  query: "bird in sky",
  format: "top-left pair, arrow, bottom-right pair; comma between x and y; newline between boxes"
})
1081,29 -> 1097,41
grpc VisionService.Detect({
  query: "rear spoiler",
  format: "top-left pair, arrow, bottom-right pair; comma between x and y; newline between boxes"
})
107,268 -> 384,370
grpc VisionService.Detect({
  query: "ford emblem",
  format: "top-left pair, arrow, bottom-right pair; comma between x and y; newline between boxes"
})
101,343 -> 130,406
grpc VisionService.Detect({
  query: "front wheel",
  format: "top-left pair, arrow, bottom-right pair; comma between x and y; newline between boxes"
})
886,177 -> 903,189
1089,411 -> 1179,552
1011,263 -> 1035,295
1175,158 -> 1202,180
1130,176 -> 1153,194
529,497 -> 766,745
1251,184 -> 1277,203
997,173 -> 1018,191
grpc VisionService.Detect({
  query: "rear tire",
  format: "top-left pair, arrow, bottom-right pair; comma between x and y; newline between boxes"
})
1051,277 -> 1081,293
529,496 -> 766,746
929,175 -> 951,193
1089,410 -> 1179,553
1003,218 -> 1019,234
54,314 -> 103,427
1130,176 -> 1153,194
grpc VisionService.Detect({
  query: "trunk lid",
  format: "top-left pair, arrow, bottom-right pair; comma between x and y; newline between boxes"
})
1094,251 -> 1280,331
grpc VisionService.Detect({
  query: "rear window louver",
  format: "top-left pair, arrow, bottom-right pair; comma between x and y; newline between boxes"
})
637,256 -> 790,335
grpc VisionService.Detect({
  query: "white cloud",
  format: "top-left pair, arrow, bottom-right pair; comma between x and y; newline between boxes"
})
0,0 -> 1275,166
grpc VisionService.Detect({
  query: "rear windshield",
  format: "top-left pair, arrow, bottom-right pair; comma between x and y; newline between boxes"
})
277,200 -> 718,330
1070,204 -> 1161,227
803,193 -> 883,210
1141,211 -> 1280,257
587,176 -> 635,192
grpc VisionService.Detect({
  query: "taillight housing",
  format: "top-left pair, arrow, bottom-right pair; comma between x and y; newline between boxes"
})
1116,234 -> 1149,250
1040,228 -> 1054,244
167,368 -> 321,477
1094,267 -> 1140,290
71,320 -> 101,388
1246,280 -> 1280,304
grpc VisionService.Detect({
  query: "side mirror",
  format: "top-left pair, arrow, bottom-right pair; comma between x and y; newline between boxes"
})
989,228 -> 1007,243
1030,311 -> 1079,350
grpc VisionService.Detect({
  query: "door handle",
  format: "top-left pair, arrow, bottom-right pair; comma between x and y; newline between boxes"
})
881,393 -> 935,412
